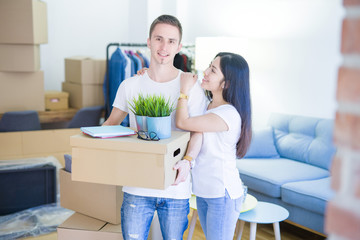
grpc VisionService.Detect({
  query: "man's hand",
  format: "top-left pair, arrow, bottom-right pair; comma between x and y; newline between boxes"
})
172,159 -> 191,185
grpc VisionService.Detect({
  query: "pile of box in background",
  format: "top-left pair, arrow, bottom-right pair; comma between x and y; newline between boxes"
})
0,0 -> 47,113
62,56 -> 106,109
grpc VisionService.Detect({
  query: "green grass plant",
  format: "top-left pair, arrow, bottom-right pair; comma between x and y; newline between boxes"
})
128,93 -> 148,116
129,93 -> 175,117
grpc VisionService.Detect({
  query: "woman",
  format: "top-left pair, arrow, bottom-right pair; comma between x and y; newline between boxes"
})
176,52 -> 252,239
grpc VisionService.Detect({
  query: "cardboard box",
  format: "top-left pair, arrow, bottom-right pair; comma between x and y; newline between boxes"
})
57,213 -> 123,240
60,168 -> 123,224
0,132 -> 22,158
22,129 -> 79,155
0,129 -> 81,166
0,0 -> 48,44
0,44 -> 40,72
70,131 -> 190,189
45,91 -> 69,110
65,57 -> 106,85
0,71 -> 45,113
62,82 -> 104,109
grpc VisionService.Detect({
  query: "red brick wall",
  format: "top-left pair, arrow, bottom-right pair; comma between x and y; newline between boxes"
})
325,0 -> 360,239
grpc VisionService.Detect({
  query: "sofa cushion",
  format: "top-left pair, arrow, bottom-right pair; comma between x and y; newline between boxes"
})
237,158 -> 330,198
281,177 -> 334,215
307,120 -> 336,170
244,127 -> 279,158
269,113 -> 336,170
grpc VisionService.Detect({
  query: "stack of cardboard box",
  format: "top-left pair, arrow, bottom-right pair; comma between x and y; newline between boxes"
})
62,56 -> 106,109
58,167 -> 124,239
0,0 -> 47,113
58,131 -> 191,239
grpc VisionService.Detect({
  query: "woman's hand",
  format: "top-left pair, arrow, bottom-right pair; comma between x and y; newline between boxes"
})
180,72 -> 197,95
135,67 -> 148,76
172,159 -> 191,185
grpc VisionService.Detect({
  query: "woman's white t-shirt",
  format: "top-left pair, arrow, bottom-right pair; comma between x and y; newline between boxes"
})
112,70 -> 208,199
192,104 -> 244,199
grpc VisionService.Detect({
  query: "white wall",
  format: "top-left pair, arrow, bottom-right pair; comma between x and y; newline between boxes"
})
40,0 -> 130,91
179,0 -> 345,128
40,0 -> 344,128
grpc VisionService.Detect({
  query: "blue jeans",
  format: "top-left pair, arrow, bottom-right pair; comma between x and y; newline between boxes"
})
121,192 -> 189,240
196,191 -> 243,240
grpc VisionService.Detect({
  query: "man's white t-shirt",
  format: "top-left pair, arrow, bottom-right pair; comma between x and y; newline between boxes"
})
112,70 -> 207,199
192,104 -> 244,199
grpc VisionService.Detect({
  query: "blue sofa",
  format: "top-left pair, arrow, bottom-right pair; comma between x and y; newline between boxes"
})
237,113 -> 336,235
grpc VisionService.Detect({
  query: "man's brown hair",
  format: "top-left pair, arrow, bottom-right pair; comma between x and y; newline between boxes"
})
149,15 -> 182,42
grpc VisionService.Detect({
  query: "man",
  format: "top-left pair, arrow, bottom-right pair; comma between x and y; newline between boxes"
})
103,15 -> 207,239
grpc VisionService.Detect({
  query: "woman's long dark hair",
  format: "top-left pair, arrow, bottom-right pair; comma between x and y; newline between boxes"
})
206,52 -> 252,158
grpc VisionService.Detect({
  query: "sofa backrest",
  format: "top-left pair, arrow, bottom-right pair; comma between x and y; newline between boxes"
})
268,113 -> 336,170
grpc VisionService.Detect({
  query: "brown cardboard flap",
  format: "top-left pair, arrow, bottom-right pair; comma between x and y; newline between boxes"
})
59,213 -> 106,231
45,91 -> 69,98
100,223 -> 122,233
57,213 -> 123,240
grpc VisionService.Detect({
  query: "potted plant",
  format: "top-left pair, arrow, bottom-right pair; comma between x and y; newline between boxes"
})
129,94 -> 148,131
146,94 -> 175,139
129,93 -> 175,139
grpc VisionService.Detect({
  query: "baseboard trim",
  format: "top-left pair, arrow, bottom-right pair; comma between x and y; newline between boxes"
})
284,220 -> 327,238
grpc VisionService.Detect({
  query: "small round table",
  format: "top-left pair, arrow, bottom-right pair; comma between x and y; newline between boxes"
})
235,201 -> 289,240
187,194 -> 258,240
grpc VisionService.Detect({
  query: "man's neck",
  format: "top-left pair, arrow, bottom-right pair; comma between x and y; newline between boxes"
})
147,63 -> 179,83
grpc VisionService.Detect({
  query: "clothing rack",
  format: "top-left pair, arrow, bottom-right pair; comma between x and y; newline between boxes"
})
104,42 -> 195,118
105,43 -> 148,118
106,42 -> 195,81
106,42 -> 148,86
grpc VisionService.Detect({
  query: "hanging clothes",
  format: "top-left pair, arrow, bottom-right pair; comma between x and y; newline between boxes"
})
103,48 -> 128,125
104,44 -> 150,123
137,51 -> 150,67
121,48 -> 132,80
174,53 -> 186,72
127,51 -> 143,74
173,46 -> 195,72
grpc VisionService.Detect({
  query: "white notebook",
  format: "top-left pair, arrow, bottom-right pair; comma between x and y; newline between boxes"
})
80,125 -> 136,138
